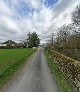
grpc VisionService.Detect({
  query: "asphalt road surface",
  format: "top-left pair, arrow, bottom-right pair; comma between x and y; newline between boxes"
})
0,48 -> 60,92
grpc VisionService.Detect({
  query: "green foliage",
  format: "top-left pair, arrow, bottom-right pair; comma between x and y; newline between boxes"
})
0,48 -> 36,86
25,32 -> 40,48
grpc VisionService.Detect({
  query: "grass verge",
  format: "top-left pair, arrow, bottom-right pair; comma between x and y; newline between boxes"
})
45,50 -> 74,92
0,48 -> 37,87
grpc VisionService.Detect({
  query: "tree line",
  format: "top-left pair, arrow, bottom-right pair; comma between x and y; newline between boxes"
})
0,31 -> 40,49
47,5 -> 80,61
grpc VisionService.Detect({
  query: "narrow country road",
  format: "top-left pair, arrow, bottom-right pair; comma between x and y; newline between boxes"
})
0,48 -> 60,92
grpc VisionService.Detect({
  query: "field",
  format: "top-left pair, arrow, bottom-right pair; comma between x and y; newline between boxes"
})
0,48 -> 36,86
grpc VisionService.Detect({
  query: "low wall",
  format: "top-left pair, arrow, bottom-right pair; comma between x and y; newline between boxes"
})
48,50 -> 80,92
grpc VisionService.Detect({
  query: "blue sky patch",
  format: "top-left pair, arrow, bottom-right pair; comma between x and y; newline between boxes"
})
15,2 -> 31,17
44,0 -> 58,7
3,0 -> 59,18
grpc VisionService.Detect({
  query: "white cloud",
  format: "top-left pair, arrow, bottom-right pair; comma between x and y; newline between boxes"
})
29,0 -> 42,9
0,1 -> 13,17
48,0 -> 80,35
0,0 -> 79,43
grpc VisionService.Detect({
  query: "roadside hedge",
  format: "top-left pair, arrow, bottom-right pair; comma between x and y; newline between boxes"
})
47,49 -> 80,92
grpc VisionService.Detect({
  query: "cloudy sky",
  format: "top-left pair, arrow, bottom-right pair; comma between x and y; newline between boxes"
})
0,0 -> 80,43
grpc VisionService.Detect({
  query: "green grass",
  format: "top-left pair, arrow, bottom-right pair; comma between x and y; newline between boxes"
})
0,48 -> 36,87
45,50 -> 74,92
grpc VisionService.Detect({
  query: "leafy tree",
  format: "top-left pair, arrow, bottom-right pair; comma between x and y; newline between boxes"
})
25,32 -> 40,48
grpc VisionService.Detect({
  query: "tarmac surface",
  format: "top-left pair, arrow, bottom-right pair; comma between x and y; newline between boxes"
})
0,48 -> 60,92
